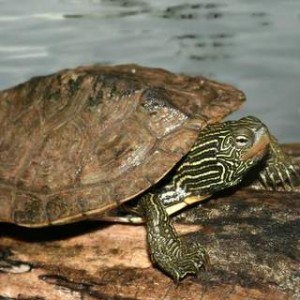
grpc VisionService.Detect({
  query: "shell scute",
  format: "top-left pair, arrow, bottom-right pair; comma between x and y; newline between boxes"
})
13,192 -> 47,225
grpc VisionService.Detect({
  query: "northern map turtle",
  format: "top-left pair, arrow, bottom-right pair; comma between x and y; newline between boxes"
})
0,64 -> 297,280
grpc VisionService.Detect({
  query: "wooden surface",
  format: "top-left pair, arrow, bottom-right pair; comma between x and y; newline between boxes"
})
0,144 -> 299,300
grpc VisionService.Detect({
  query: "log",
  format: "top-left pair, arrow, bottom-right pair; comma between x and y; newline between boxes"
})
0,144 -> 299,300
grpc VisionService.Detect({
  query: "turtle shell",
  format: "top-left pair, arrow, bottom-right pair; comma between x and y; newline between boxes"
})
0,64 -> 245,227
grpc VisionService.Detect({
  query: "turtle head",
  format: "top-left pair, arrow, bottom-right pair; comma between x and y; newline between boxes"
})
176,116 -> 270,195
216,116 -> 270,169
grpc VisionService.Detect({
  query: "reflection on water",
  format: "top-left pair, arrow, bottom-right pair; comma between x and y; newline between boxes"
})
0,0 -> 299,142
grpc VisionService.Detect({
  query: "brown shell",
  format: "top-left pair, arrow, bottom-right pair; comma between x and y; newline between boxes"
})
0,64 -> 245,227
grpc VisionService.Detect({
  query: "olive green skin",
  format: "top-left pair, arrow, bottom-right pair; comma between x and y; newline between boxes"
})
0,64 -> 245,227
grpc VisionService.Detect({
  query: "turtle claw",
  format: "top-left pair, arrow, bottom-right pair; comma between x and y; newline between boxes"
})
259,172 -> 270,190
284,166 -> 296,190
290,164 -> 300,180
267,168 -> 278,190
278,163 -> 299,191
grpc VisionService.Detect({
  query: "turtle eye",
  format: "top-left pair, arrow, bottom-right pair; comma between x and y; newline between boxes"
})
235,135 -> 250,148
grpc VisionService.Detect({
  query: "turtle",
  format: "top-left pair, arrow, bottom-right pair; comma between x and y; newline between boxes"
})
0,64 -> 298,281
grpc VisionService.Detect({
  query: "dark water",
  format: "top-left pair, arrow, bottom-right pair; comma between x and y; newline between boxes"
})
0,0 -> 299,142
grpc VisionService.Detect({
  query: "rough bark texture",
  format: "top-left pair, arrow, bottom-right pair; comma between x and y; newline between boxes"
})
0,144 -> 299,300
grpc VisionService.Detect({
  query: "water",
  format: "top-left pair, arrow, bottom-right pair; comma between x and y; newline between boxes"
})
0,0 -> 299,142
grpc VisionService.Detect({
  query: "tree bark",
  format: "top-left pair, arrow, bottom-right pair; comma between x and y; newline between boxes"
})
0,144 -> 299,300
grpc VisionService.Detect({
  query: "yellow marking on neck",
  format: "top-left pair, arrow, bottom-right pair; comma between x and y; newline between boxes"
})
184,195 -> 210,204
166,194 -> 211,216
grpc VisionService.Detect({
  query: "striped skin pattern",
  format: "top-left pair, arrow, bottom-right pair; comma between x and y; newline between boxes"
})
141,116 -> 298,281
141,193 -> 209,282
158,116 -> 270,207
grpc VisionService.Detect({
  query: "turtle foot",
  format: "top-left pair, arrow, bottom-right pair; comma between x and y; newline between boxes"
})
140,194 -> 208,281
151,241 -> 209,281
259,136 -> 299,191
259,159 -> 299,191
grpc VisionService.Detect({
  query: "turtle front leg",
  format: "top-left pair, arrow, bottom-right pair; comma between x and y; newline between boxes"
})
139,193 -> 209,281
259,135 -> 299,190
